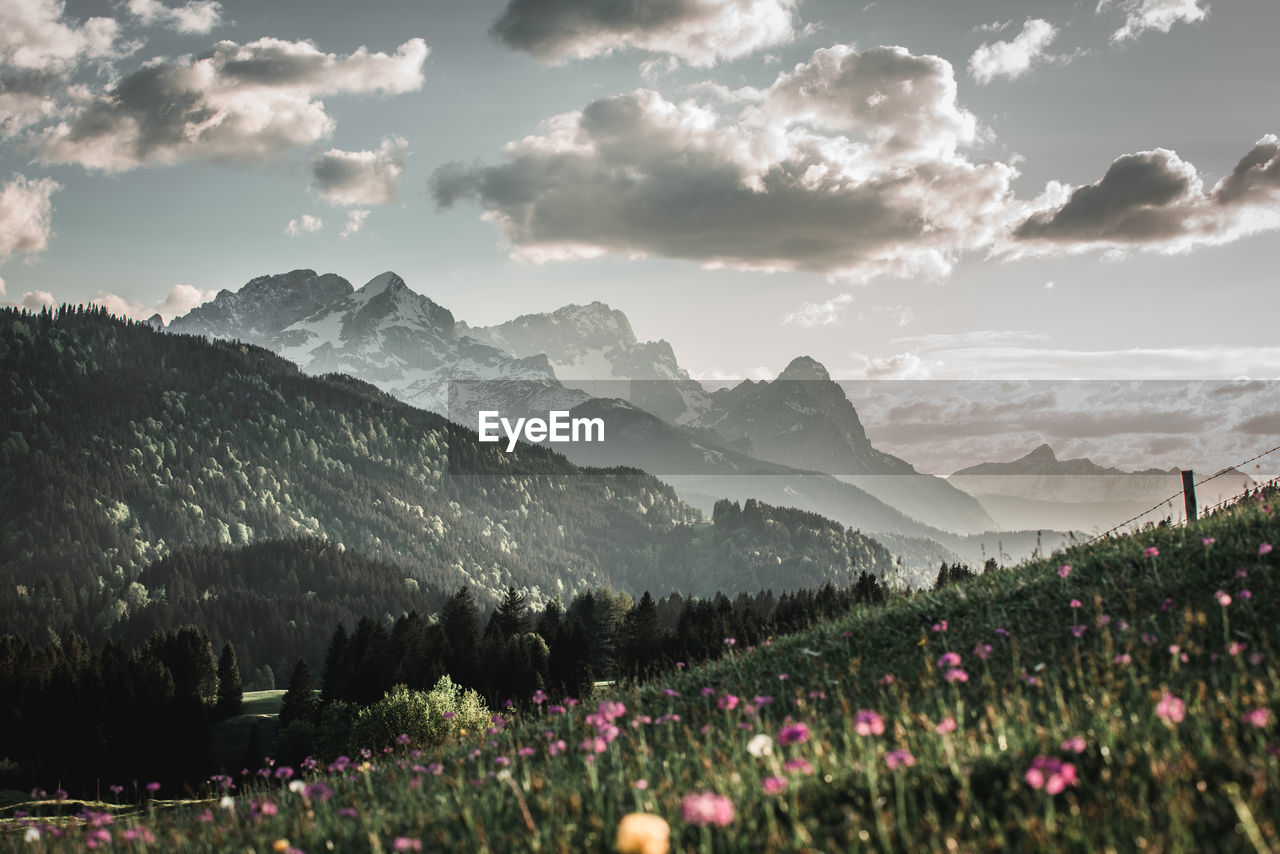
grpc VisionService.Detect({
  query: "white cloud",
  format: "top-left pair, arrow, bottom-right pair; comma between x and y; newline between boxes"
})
285,214 -> 324,237
1100,0 -> 1208,42
0,276 -> 5,297
433,44 -> 1020,282
490,0 -> 800,67
127,0 -> 223,34
21,290 -> 55,310
91,283 -> 216,322
0,174 -> 61,261
783,293 -> 852,327
0,0 -> 125,74
341,209 -> 370,238
968,18 -> 1059,84
37,37 -> 429,171
311,136 -> 408,207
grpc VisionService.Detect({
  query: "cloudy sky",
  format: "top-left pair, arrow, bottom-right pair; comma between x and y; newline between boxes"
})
2,0 -> 1278,400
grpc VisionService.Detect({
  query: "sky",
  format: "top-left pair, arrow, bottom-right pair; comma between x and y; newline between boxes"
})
2,0 -> 1278,404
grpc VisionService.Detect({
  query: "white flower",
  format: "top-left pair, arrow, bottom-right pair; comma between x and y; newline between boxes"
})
220,795 -> 235,811
747,734 -> 773,758
288,779 -> 306,794
24,827 -> 41,843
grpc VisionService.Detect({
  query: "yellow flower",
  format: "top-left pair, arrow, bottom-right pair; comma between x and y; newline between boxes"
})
615,812 -> 670,854
273,839 -> 291,853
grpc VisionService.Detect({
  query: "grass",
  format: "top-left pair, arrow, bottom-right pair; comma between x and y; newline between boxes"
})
208,690 -> 287,775
3,489 -> 1279,852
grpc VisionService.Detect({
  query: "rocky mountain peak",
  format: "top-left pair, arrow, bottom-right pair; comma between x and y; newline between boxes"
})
777,356 -> 832,383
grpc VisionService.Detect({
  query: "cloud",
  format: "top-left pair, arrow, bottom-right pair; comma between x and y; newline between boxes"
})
968,18 -> 1058,84
91,283 -> 216,321
432,44 -> 1020,282
21,290 -> 55,310
285,214 -> 324,236
0,71 -> 69,139
0,276 -> 5,297
1235,412 -> 1280,436
0,174 -> 61,262
126,0 -> 223,34
1100,0 -> 1208,42
340,209 -> 370,238
37,37 -> 429,172
490,0 -> 800,67
1013,136 -> 1280,255
0,0 -> 125,74
783,293 -> 852,327
311,136 -> 408,207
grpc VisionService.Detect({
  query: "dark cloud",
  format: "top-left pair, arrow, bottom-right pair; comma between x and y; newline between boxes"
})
490,0 -> 798,66
311,137 -> 408,207
1212,136 -> 1280,206
1235,412 -> 1280,436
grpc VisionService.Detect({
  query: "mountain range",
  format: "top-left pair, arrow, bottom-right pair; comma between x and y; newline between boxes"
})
165,270 -> 1007,551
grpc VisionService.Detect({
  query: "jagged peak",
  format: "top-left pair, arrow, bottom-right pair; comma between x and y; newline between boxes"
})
357,271 -> 407,297
1021,443 -> 1058,463
777,356 -> 831,382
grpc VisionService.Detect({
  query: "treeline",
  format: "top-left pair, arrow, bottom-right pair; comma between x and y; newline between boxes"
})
0,627 -> 239,795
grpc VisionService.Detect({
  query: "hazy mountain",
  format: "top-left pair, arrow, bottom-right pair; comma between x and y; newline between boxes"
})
169,269 -> 583,417
950,444 -> 1256,532
461,302 -> 711,425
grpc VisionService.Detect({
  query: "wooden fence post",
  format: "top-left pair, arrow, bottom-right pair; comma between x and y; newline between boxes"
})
1181,470 -> 1197,523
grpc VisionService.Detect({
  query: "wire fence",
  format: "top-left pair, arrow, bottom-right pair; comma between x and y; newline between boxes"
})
1084,442 -> 1280,544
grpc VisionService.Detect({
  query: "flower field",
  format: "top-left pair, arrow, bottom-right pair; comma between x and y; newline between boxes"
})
4,488 -> 1279,852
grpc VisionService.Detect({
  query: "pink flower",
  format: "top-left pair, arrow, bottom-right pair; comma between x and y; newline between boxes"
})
724,637 -> 737,647
778,722 -> 810,745
1144,547 -> 1160,558
1113,653 -> 1131,666
1025,756 -> 1077,795
1069,599 -> 1082,609
1215,590 -> 1232,607
1060,736 -> 1086,754
937,652 -> 961,668
884,749 -> 915,770
531,689 -> 547,705
1058,564 -> 1072,578
855,710 -> 885,736
1202,537 -> 1216,546
762,776 -> 788,795
932,620 -> 948,633
935,716 -> 957,735
634,779 -> 649,790
394,839 -> 423,852
879,674 -> 895,686
681,792 -> 735,827
1243,708 -> 1271,729
717,694 -> 739,711
1156,693 -> 1186,724
973,643 -> 992,660
944,668 -> 969,683
784,758 -> 814,775
1261,543 -> 1274,556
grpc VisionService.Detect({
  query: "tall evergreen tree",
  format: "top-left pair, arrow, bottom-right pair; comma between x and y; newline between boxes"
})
278,659 -> 317,727
215,641 -> 242,719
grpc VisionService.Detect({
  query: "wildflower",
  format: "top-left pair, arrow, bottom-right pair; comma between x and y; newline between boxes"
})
973,643 -> 992,660
108,785 -> 123,796
1069,599 -> 1082,609
598,700 -> 627,721
288,779 -> 306,794
518,747 -> 536,758
784,757 -> 814,775
338,807 -> 358,819
1156,693 -> 1186,724
718,694 -> 739,711
1215,590 -> 1232,607
879,674 -> 895,686
855,710 -> 885,736
778,722 -> 810,745
396,733 -> 413,746
86,829 -> 112,849
197,809 -> 214,823
1241,589 -> 1253,600
634,779 -> 649,790
1114,653 -> 1131,666
427,763 -> 444,775
937,652 -> 961,668
24,828 -> 40,843
272,840 -> 292,853
532,689 -> 547,705
1060,736 -> 1086,754
747,734 -> 773,757
1096,614 -> 1111,626
615,813 -> 670,854
1261,543 -> 1274,556
1243,708 -> 1271,728
394,838 -> 423,852
676,662 -> 686,669
936,716 -> 958,734
995,627 -> 1010,636
944,668 -> 969,683
494,756 -> 511,768
1025,756 -> 1077,794
580,737 -> 608,754
724,637 -> 737,647
145,782 -> 161,793
1161,598 -> 1174,611
777,673 -> 789,680
663,688 -> 681,697
548,740 -> 567,756
753,695 -> 774,707
548,705 -> 566,715
304,782 -> 333,802
762,776 -> 788,795
700,687 -> 716,697
1144,547 -> 1160,558
1202,537 -> 1216,546
681,792 -> 735,827
442,711 -> 456,719
885,749 -> 915,770
219,795 -> 235,811
1228,642 -> 1247,657
932,620 -> 948,633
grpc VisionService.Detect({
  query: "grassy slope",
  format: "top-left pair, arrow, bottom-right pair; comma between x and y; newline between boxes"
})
5,488 -> 1279,852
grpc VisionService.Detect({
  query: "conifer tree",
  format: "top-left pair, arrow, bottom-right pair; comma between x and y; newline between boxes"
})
215,641 -> 242,719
